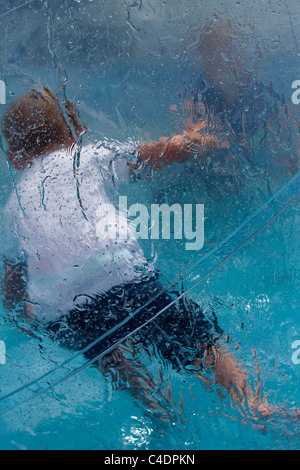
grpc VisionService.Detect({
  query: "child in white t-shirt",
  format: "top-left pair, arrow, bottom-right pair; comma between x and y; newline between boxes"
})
1,87 -> 290,421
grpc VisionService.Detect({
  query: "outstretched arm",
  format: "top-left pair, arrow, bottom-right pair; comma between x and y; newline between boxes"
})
137,122 -> 223,170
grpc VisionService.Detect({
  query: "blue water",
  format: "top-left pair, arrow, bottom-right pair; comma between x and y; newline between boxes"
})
0,0 -> 299,450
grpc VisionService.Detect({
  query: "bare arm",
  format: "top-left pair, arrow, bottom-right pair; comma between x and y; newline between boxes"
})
137,123 -> 222,170
1,259 -> 33,321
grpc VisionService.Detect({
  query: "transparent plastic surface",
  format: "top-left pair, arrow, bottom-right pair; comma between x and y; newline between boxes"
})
0,0 -> 299,450
0,190 -> 298,450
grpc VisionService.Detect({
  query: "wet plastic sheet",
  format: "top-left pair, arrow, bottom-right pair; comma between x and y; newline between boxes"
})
0,170 -> 298,417
0,0 -> 299,450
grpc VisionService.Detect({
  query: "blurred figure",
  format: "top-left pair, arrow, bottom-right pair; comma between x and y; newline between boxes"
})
196,17 -> 246,106
182,16 -> 299,176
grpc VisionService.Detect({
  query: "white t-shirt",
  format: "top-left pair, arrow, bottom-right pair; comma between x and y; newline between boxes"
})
1,141 -> 152,323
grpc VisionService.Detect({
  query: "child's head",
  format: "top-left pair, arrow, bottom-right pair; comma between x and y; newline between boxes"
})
2,87 -> 84,169
195,18 -> 246,105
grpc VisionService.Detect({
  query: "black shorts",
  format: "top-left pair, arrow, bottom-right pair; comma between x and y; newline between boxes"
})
47,274 -> 223,370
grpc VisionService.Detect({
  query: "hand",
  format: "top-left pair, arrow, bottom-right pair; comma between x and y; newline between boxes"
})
185,122 -> 230,152
138,121 -> 230,170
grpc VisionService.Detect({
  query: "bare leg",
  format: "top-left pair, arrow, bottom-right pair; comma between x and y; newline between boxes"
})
97,337 -> 300,424
98,338 -> 259,422
194,339 -> 300,421
194,341 -> 271,418
97,340 -> 177,422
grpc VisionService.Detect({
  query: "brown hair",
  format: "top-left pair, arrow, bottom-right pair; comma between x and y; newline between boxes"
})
2,87 -> 84,168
